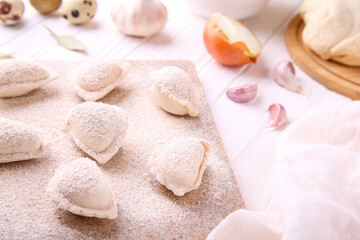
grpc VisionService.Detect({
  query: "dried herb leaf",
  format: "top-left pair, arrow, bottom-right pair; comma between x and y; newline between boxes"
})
45,26 -> 86,52
0,53 -> 12,59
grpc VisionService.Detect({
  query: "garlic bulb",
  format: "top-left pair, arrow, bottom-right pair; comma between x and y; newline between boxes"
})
111,0 -> 168,37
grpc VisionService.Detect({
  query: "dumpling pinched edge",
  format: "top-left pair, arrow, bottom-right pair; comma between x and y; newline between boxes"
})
66,105 -> 129,164
150,67 -> 199,117
71,62 -> 132,102
149,137 -> 211,196
151,83 -> 200,117
0,142 -> 49,163
47,158 -> 118,219
0,67 -> 59,98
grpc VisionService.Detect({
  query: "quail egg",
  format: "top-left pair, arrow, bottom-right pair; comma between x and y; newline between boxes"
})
30,0 -> 62,14
60,0 -> 97,25
0,0 -> 24,25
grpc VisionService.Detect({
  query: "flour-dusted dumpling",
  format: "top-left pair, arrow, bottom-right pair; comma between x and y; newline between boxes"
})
149,137 -> 210,196
66,102 -> 128,164
47,158 -> 118,219
0,59 -> 59,97
71,60 -> 131,101
0,117 -> 48,163
151,66 -> 199,116
301,0 -> 360,66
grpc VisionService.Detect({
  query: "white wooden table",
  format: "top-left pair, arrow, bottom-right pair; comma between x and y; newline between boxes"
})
0,0 -> 351,212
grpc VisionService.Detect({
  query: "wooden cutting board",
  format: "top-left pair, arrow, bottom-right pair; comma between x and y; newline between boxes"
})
285,14 -> 360,99
0,60 -> 244,240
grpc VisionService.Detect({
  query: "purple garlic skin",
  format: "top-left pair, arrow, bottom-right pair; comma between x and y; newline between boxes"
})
273,60 -> 303,94
226,83 -> 258,103
267,103 -> 287,129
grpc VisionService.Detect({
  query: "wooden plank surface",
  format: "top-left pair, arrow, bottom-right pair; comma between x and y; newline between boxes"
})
0,0 -> 352,221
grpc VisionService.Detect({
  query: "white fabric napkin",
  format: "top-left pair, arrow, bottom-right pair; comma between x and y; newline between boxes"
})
207,101 -> 360,240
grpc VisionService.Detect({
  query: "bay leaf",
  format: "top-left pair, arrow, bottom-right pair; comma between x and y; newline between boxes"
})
45,26 -> 86,52
0,53 -> 12,59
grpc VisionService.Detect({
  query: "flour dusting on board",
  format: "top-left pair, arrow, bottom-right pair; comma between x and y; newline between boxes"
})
0,60 -> 243,239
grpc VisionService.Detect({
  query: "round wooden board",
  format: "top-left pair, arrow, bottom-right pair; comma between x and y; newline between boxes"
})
285,14 -> 360,99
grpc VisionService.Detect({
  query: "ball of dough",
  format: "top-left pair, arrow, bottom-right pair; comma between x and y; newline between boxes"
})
30,0 -> 62,14
60,0 -> 97,25
0,0 -> 24,25
301,0 -> 360,66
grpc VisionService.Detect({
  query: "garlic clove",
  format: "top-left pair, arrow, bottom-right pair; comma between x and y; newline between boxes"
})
266,103 -> 287,129
273,60 -> 304,94
226,83 -> 258,103
111,0 -> 168,38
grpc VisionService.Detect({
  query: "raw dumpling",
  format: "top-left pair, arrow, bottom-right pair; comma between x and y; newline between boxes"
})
149,137 -> 210,196
301,0 -> 360,66
0,117 -> 48,163
0,59 -> 59,97
66,102 -> 128,164
47,158 -> 118,219
151,66 -> 199,116
71,60 -> 131,101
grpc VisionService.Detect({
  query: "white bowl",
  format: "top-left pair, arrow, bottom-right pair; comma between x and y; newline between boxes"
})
185,0 -> 269,19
